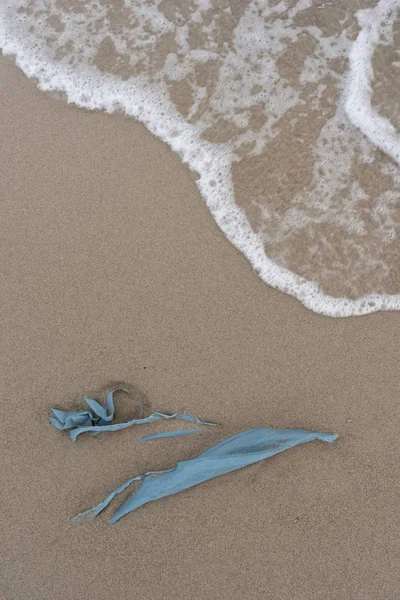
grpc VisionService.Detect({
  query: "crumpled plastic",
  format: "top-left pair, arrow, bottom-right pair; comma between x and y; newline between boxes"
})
49,387 -> 215,441
72,427 -> 338,524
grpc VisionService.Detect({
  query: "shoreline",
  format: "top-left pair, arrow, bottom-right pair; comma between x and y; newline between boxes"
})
0,42 -> 398,317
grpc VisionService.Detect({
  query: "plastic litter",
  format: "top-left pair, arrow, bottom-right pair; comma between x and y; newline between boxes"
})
138,429 -> 201,443
72,427 -> 338,524
49,387 -> 216,440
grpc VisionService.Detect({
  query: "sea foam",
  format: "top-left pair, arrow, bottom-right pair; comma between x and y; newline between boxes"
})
1,0 -> 400,317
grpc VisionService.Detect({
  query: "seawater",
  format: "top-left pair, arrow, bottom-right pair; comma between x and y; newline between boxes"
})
1,0 -> 400,316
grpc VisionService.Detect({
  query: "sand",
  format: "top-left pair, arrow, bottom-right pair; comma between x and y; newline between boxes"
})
2,54 -> 400,599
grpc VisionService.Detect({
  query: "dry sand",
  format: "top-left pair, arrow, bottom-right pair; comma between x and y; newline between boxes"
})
1,55 -> 400,599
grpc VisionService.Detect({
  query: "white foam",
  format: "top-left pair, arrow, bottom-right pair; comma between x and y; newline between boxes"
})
1,0 -> 400,317
345,0 -> 400,166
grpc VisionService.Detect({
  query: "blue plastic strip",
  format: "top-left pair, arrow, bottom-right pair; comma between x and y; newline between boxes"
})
72,427 -> 338,524
68,412 -> 215,441
138,429 -> 201,443
49,388 -> 215,440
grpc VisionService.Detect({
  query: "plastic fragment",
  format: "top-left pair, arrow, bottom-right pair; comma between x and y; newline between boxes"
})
138,429 -> 201,443
49,387 -> 124,431
72,427 -> 338,524
49,388 -> 215,440
71,469 -> 173,522
68,412 -> 215,441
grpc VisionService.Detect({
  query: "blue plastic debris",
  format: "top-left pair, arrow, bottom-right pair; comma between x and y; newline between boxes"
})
49,387 -> 216,441
49,388 -> 121,432
72,427 -> 338,524
67,412 -> 215,441
138,429 -> 201,443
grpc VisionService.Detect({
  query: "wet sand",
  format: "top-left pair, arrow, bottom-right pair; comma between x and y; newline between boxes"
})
2,55 -> 400,599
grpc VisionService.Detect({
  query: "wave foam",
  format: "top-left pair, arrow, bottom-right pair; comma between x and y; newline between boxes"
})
1,0 -> 400,317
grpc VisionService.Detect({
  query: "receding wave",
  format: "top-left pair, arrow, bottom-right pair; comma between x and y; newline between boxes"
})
1,0 -> 400,316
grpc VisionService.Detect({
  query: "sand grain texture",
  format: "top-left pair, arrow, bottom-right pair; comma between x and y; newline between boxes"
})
1,56 -> 400,599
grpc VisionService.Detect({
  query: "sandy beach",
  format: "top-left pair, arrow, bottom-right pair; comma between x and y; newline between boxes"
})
2,54 -> 400,598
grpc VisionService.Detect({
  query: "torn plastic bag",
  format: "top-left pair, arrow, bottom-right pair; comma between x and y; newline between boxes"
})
49,387 -> 215,440
72,427 -> 338,523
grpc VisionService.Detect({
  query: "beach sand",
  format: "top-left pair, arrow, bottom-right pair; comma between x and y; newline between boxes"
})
2,54 -> 400,599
